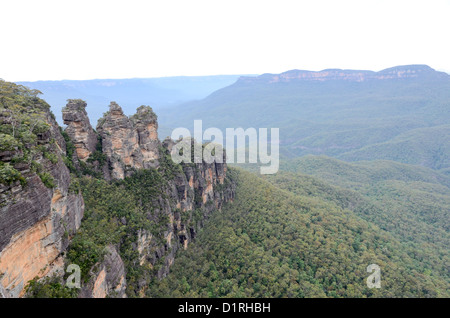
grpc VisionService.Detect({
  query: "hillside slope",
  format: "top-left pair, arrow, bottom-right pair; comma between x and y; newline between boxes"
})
272,156 -> 450,283
157,65 -> 450,170
149,169 -> 449,297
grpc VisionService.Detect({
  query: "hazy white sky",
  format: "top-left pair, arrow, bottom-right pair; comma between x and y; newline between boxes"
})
1,0 -> 449,81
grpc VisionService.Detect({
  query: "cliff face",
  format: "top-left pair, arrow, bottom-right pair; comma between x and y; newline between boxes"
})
0,80 -> 235,298
130,105 -> 160,167
65,102 -> 235,296
79,246 -> 127,298
150,149 -> 234,282
0,98 -> 84,298
62,99 -> 98,161
96,102 -> 160,179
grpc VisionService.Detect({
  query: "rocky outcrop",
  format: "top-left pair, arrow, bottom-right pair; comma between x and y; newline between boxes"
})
97,102 -> 159,179
0,109 -> 84,298
62,99 -> 98,161
131,105 -> 160,165
79,246 -> 127,298
175,155 -> 229,212
115,145 -> 235,294
0,89 -> 235,298
56,100 -> 235,297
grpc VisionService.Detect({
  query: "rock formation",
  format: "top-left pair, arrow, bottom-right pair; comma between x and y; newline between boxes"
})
96,102 -> 160,179
70,101 -> 235,295
79,246 -> 127,298
147,146 -> 234,282
62,99 -> 98,161
131,105 -> 160,167
0,88 -> 235,298
0,107 -> 84,298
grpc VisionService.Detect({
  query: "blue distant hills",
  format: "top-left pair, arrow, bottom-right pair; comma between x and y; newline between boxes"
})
18,75 -> 250,126
156,65 -> 450,172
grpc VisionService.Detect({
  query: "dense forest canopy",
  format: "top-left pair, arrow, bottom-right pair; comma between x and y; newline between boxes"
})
148,169 -> 449,297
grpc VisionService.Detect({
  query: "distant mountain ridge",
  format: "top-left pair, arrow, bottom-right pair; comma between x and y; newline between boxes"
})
157,64 -> 450,172
237,65 -> 449,84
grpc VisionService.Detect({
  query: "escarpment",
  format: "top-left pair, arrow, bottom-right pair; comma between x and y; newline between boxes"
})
0,82 -> 235,298
0,83 -> 84,298
237,65 -> 448,84
61,101 -> 235,297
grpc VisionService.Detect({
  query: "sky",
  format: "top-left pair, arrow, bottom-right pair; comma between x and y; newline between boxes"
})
1,0 -> 450,81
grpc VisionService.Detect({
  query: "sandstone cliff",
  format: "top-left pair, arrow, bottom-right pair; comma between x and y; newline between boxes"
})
0,80 -> 235,298
0,86 -> 84,297
62,101 -> 235,297
79,246 -> 127,298
96,102 -> 159,180
62,99 -> 98,161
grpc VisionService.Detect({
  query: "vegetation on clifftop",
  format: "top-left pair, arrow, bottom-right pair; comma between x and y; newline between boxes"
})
0,80 -> 58,188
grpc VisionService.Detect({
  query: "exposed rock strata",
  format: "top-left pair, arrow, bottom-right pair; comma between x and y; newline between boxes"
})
1,97 -> 235,298
141,148 -> 235,285
96,102 -> 160,179
75,102 -> 235,295
62,99 -> 98,161
0,110 -> 84,298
